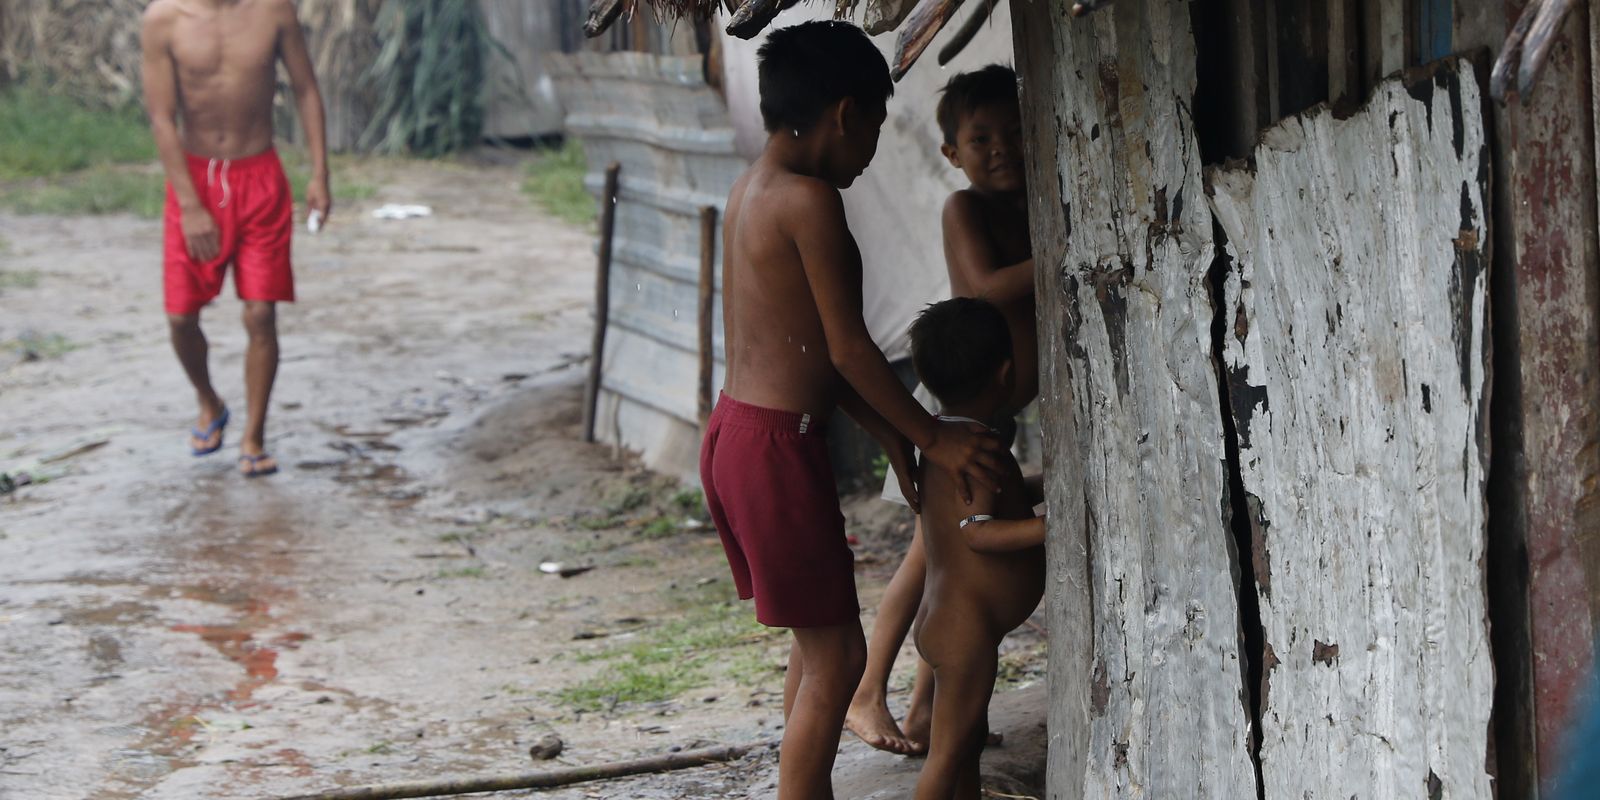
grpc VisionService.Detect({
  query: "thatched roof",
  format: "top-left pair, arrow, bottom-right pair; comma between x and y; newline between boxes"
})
583,0 -> 1123,78
596,0 -> 1572,98
584,0 -> 1082,79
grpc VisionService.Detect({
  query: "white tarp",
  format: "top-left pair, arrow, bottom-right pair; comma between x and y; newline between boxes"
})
718,3 -> 1016,360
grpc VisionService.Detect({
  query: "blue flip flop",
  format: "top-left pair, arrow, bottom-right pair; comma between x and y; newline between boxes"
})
238,453 -> 279,478
190,408 -> 230,456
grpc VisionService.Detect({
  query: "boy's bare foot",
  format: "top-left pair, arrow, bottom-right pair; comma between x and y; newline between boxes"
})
844,697 -> 926,755
902,699 -> 932,748
901,703 -> 1002,748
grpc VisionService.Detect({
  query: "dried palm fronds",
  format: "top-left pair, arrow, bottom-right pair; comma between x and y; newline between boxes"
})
591,0 -> 866,39
0,0 -> 146,105
291,0 -> 384,151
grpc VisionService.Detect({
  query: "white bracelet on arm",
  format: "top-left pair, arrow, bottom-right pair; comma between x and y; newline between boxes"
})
959,514 -> 994,529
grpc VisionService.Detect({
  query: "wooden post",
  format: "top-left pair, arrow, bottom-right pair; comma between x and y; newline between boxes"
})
697,205 -> 718,427
582,162 -> 621,444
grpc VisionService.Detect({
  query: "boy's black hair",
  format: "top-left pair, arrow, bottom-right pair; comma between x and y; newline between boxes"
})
757,20 -> 893,134
935,64 -> 1019,145
910,297 -> 1013,408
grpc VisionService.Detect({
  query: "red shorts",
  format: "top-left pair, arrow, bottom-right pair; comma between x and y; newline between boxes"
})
163,148 -> 295,316
700,394 -> 858,628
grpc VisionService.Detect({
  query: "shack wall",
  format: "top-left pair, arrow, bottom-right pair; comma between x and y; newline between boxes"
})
1489,3 -> 1600,790
477,0 -> 570,139
548,52 -> 744,483
1012,1 -> 1258,795
1017,2 -> 1527,797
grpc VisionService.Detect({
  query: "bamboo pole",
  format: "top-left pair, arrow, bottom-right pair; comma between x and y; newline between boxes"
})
280,740 -> 779,800
582,161 -> 621,444
697,204 -> 718,427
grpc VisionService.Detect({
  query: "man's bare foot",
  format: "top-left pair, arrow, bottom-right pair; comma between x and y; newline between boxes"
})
844,697 -> 926,755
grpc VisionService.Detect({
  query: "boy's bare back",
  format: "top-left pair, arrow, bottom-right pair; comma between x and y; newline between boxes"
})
142,0 -> 304,159
720,158 -> 855,417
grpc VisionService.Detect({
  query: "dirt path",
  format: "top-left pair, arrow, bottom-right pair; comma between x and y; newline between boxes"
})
0,156 -> 1043,799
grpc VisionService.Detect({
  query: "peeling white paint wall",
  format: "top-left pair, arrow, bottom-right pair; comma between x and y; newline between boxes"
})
1208,59 -> 1494,800
1013,1 -> 1258,796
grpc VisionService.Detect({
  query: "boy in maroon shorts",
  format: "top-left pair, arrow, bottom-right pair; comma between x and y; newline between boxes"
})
701,21 -> 1004,800
141,0 -> 330,476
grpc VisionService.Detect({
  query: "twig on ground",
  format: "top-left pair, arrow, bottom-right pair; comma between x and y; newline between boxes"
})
279,739 -> 780,800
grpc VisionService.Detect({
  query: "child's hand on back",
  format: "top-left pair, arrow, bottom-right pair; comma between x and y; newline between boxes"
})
922,419 -> 1006,504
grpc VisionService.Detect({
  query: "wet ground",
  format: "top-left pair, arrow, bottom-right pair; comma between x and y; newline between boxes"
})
0,156 -> 1043,799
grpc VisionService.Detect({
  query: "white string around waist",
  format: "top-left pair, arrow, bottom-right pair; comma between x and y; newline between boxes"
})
205,158 -> 232,210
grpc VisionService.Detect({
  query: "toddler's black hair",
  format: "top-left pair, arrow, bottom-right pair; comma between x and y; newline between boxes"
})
910,297 -> 1013,407
935,64 -> 1019,146
757,20 -> 893,134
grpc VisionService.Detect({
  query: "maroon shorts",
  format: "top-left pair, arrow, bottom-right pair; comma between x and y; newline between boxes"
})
699,394 -> 858,628
163,148 -> 295,316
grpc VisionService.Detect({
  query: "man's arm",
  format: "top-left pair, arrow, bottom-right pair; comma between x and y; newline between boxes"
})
943,191 -> 1033,304
141,5 -> 218,264
276,0 -> 330,222
789,181 -> 1003,500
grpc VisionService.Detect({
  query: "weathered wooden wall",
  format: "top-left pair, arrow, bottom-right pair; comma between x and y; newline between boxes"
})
1208,60 -> 1494,799
477,0 -> 569,139
1012,1 -> 1258,796
1017,1 -> 1531,796
548,52 -> 744,482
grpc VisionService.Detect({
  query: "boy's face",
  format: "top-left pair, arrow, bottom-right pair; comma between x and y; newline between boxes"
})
942,101 -> 1025,195
828,98 -> 888,188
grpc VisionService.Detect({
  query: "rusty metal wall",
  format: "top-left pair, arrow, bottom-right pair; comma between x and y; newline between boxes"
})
548,52 -> 744,481
1496,3 -> 1600,791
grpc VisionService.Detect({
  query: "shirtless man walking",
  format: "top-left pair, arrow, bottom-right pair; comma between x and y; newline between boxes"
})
141,0 -> 330,477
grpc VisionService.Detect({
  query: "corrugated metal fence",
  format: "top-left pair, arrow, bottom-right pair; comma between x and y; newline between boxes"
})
548,52 -> 745,481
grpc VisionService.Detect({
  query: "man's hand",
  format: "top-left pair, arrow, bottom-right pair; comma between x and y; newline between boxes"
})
922,419 -> 1006,505
306,175 -> 332,226
181,204 -> 221,262
885,435 -> 920,514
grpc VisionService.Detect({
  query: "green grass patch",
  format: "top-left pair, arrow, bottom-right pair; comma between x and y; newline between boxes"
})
575,514 -> 622,532
671,489 -> 705,515
871,452 -> 890,482
556,659 -> 705,712
641,516 -> 679,539
3,332 -> 79,360
0,86 -> 154,180
522,139 -> 594,228
555,592 -> 778,712
278,149 -> 380,206
0,270 -> 40,291
435,566 -> 486,579
2,167 -> 167,218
